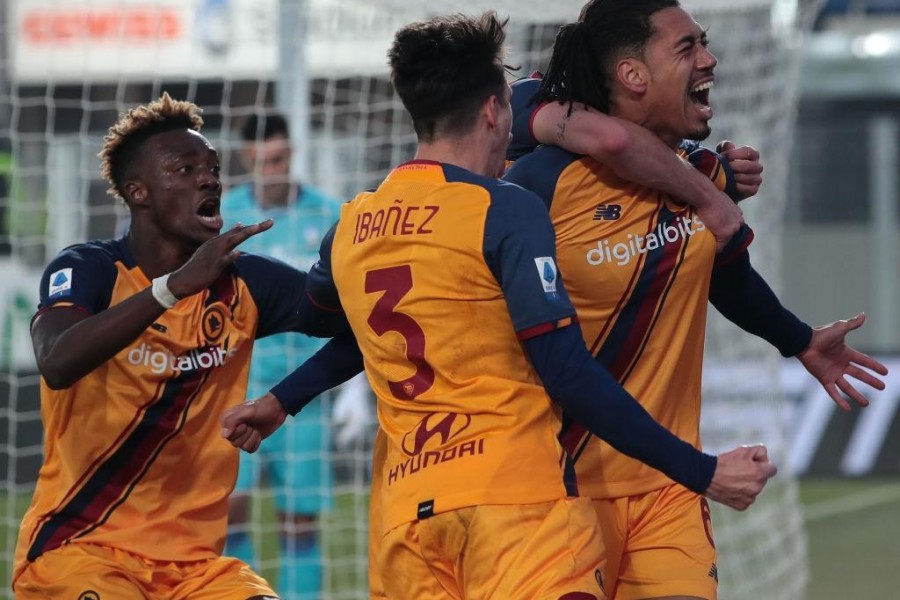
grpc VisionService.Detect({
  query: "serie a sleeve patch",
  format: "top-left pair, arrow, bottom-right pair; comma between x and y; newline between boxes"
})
48,268 -> 73,299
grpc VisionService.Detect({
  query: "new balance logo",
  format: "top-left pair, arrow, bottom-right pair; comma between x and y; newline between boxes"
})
708,563 -> 718,582
593,204 -> 621,220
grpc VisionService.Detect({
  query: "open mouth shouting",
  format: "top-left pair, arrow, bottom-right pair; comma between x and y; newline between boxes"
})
197,196 -> 224,231
689,79 -> 714,119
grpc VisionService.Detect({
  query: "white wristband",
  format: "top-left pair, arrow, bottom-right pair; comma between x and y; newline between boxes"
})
151,274 -> 179,309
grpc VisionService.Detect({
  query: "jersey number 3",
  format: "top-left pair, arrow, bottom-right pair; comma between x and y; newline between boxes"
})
366,265 -> 435,400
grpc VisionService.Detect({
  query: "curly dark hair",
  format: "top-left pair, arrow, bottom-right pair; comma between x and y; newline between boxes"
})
98,92 -> 204,201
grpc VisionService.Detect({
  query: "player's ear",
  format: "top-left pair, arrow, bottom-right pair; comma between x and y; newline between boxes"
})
124,179 -> 149,208
617,58 -> 648,95
482,94 -> 502,131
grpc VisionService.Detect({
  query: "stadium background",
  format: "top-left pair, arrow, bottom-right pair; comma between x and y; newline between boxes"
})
0,0 -> 898,598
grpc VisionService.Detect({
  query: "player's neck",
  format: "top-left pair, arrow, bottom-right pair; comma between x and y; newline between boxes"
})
125,226 -> 196,280
414,136 -> 497,178
611,104 -> 680,149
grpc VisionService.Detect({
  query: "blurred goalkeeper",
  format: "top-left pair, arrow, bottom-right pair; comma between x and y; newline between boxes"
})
12,94 -> 349,599
222,112 -> 371,600
503,1 -> 890,598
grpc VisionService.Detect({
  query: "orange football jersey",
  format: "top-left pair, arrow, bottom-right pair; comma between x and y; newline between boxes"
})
14,240 -> 311,584
316,160 -> 582,534
506,146 -> 749,498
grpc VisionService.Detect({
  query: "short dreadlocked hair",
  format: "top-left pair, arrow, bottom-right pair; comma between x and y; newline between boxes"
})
535,0 -> 679,114
98,92 -> 204,202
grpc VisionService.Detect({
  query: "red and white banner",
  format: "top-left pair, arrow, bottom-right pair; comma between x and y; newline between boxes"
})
10,0 -> 278,82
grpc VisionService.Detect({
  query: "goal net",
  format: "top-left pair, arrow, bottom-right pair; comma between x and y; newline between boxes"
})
0,0 -> 822,598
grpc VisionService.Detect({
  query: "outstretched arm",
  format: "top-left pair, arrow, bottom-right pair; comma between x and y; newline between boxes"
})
710,252 -> 887,410
221,220 -> 369,451
221,328 -> 365,452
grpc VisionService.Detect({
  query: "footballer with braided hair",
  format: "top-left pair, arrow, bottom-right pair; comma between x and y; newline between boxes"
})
12,93 -> 353,599
504,1 -> 888,598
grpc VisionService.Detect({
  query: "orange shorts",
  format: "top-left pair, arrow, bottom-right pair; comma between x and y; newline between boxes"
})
381,497 -> 605,600
594,484 -> 717,600
14,542 -> 277,600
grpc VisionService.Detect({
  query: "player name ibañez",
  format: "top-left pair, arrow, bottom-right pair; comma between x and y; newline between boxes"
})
353,204 -> 440,244
388,438 -> 485,486
127,343 -> 231,375
586,214 -> 706,267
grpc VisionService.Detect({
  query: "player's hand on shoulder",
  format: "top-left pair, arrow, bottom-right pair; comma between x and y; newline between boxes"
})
694,192 -> 743,253
167,220 -> 274,298
684,143 -> 743,251
716,140 -> 763,201
705,444 -> 777,511
221,391 -> 287,453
